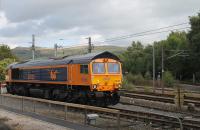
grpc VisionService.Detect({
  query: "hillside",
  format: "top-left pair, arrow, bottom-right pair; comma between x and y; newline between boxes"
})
12,45 -> 127,61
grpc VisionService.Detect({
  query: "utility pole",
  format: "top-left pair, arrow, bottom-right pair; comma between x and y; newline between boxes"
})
87,37 -> 92,53
153,43 -> 155,93
161,45 -> 164,94
54,43 -> 63,57
59,39 -> 65,56
54,43 -> 58,57
32,34 -> 35,60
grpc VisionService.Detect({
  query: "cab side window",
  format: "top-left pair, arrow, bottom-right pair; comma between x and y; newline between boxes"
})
80,65 -> 88,74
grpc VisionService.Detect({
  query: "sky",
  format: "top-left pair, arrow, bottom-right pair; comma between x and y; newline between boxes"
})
0,0 -> 199,49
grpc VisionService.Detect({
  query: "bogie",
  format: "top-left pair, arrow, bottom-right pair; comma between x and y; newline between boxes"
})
7,83 -> 119,107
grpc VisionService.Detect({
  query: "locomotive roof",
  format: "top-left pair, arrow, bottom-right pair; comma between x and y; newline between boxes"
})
10,51 -> 120,68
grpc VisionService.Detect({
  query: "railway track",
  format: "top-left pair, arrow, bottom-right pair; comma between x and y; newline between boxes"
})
110,104 -> 200,129
125,85 -> 200,94
121,90 -> 200,107
1,93 -> 200,129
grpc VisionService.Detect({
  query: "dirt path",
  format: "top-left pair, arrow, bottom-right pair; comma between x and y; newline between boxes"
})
0,109 -> 73,130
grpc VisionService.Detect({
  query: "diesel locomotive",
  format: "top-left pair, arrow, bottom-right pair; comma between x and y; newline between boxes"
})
5,51 -> 122,106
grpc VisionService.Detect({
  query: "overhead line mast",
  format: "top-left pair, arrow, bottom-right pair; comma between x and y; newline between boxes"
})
153,43 -> 155,93
87,37 -> 92,53
32,34 -> 35,60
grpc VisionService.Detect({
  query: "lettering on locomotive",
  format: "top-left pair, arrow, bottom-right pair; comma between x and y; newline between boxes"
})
49,70 -> 59,80
28,74 -> 35,80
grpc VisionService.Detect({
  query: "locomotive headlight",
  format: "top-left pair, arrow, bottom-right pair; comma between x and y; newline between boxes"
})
93,84 -> 97,89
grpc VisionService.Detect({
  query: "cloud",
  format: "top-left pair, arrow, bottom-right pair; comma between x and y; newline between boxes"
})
0,0 -> 199,48
0,12 -> 8,29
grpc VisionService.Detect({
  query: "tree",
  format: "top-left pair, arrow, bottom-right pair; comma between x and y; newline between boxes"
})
0,45 -> 16,60
144,71 -> 151,80
163,31 -> 189,80
187,12 -> 200,81
0,58 -> 15,81
163,71 -> 174,87
120,12 -> 200,83
188,12 -> 200,53
120,41 -> 146,75
0,44 -> 17,81
120,31 -> 189,82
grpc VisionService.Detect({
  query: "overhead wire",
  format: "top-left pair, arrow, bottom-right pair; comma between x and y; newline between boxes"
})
92,23 -> 190,45
1,22 -> 190,48
98,22 -> 189,41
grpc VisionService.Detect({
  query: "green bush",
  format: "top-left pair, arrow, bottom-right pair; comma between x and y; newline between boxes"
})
122,76 -> 135,90
144,86 -> 151,92
163,71 -> 175,87
122,76 -> 129,88
0,58 -> 15,81
144,71 -> 151,80
126,73 -> 134,83
125,73 -> 145,85
134,73 -> 145,85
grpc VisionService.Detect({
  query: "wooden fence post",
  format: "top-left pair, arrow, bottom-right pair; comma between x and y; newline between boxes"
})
0,95 -> 2,105
33,100 -> 36,112
117,112 -> 120,130
84,108 -> 87,125
65,106 -> 68,120
48,102 -> 51,112
21,97 -> 24,112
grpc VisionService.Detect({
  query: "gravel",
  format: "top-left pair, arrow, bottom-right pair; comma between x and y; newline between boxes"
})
110,103 -> 182,118
0,108 -> 72,130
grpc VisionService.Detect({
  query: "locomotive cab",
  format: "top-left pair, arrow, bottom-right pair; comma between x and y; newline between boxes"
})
90,58 -> 122,92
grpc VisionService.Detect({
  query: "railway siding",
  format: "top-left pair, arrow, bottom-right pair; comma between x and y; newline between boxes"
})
120,96 -> 187,112
1,94 -> 200,130
121,90 -> 200,107
110,104 -> 200,129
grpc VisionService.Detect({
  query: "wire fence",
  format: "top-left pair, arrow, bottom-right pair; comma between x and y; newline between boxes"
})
0,94 -> 127,130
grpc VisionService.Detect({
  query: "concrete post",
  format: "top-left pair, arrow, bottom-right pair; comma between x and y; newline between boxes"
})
65,106 -> 68,120
21,97 -> 24,112
33,100 -> 36,112
84,108 -> 87,125
117,112 -> 120,130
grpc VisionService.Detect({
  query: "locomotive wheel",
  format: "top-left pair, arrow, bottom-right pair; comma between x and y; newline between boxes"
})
77,95 -> 87,105
88,99 -> 95,106
96,98 -> 106,107
6,85 -> 13,94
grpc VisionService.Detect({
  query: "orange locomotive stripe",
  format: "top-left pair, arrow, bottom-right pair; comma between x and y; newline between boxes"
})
9,80 -> 91,86
10,80 -> 68,84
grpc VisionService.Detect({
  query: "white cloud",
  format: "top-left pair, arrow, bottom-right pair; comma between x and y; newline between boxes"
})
0,0 -> 199,48
0,12 -> 8,29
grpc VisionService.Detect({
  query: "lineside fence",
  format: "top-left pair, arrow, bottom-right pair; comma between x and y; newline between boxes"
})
0,94 -> 125,130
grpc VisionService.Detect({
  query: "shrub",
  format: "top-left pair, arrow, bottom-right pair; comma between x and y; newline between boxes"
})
0,58 -> 15,81
126,73 -> 134,83
122,76 -> 135,90
144,71 -> 151,80
122,76 -> 129,88
125,73 -> 145,85
163,71 -> 175,87
144,86 -> 151,92
133,73 -> 145,85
